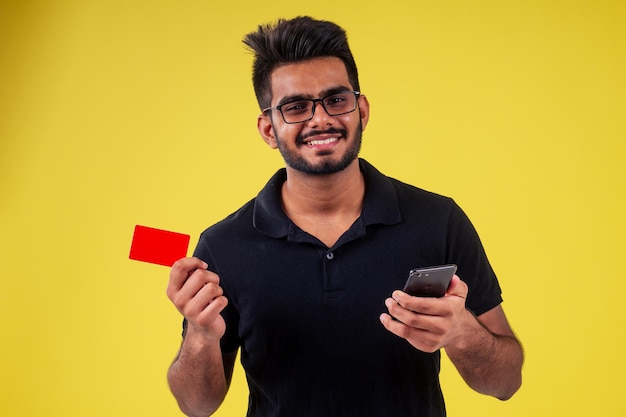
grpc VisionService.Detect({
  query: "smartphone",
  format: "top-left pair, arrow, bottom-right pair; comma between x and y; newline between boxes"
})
402,264 -> 457,298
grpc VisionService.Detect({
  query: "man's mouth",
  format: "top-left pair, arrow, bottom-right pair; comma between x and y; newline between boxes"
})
305,137 -> 339,146
299,129 -> 346,147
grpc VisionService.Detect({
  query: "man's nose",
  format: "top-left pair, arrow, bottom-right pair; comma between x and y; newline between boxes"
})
308,100 -> 333,126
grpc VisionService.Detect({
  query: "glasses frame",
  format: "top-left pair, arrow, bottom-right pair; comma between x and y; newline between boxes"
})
263,91 -> 361,124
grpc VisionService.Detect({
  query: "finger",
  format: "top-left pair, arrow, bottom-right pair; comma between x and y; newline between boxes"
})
169,257 -> 209,291
385,297 -> 439,331
174,269 -> 218,306
379,312 -> 422,341
183,282 -> 225,318
379,312 -> 404,334
380,313 -> 444,353
384,297 -> 412,323
186,295 -> 228,342
445,275 -> 468,299
196,294 -> 229,324
391,291 -> 440,316
168,270 -> 216,311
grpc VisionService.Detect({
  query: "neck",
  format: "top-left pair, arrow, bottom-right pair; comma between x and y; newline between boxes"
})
281,159 -> 365,246
283,159 -> 364,213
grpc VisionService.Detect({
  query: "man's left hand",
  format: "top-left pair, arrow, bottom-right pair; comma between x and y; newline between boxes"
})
379,275 -> 474,352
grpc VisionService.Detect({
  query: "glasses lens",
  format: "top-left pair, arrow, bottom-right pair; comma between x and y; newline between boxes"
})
281,101 -> 313,123
323,93 -> 356,115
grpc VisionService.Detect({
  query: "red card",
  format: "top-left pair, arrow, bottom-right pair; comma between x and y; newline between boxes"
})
129,225 -> 190,267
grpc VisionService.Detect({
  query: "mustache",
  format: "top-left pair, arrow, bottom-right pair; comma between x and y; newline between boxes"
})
296,128 -> 347,145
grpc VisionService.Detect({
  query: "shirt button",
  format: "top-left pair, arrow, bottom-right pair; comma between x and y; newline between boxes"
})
326,252 -> 334,260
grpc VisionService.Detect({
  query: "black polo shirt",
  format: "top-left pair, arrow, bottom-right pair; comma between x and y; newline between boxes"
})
192,159 -> 502,417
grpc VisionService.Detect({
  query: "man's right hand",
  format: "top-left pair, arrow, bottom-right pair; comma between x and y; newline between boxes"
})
166,257 -> 228,343
166,257 -> 232,416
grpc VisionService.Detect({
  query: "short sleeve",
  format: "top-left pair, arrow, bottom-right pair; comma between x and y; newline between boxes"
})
445,202 -> 503,316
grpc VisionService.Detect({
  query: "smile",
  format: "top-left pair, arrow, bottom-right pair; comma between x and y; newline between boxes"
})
305,137 -> 339,146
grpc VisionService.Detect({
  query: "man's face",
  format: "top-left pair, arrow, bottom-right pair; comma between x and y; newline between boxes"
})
258,57 -> 369,175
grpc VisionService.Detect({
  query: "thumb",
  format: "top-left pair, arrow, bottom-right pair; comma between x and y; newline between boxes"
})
446,275 -> 468,299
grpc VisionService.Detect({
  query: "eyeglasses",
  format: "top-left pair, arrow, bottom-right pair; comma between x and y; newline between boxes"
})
263,91 -> 361,124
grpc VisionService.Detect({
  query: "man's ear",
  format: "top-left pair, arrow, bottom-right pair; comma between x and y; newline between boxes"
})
258,113 -> 278,149
358,94 -> 370,132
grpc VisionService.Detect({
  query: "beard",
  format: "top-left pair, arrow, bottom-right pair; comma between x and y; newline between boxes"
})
273,121 -> 363,175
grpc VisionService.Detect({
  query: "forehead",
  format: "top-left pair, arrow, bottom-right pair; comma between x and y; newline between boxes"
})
269,57 -> 352,103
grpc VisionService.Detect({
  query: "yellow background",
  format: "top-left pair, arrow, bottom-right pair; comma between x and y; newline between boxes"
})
1,1 -> 625,416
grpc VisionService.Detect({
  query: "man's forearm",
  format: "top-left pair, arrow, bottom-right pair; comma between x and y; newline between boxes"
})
445,310 -> 523,400
168,335 -> 228,417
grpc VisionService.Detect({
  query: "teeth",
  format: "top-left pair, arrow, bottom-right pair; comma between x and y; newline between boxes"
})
307,137 -> 338,146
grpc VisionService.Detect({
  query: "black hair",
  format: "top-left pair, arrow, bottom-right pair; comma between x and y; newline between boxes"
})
243,16 -> 360,110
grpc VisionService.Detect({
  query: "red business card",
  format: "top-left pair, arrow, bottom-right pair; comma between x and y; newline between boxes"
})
129,225 -> 190,267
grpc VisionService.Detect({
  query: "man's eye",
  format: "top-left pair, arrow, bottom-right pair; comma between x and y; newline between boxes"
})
283,102 -> 310,114
325,95 -> 347,107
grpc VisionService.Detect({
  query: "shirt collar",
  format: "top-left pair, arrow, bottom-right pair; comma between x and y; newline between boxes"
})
252,158 -> 402,239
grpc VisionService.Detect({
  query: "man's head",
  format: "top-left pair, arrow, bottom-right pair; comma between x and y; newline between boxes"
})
246,17 -> 369,176
243,16 -> 360,111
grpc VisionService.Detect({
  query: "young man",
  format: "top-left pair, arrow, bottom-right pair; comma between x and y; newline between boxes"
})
166,16 -> 523,417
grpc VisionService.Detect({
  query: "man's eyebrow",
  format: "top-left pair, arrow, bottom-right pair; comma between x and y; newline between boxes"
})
321,86 -> 354,96
277,94 -> 311,107
276,86 -> 353,107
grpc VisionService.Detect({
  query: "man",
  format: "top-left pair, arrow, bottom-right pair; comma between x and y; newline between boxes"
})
166,16 -> 523,417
